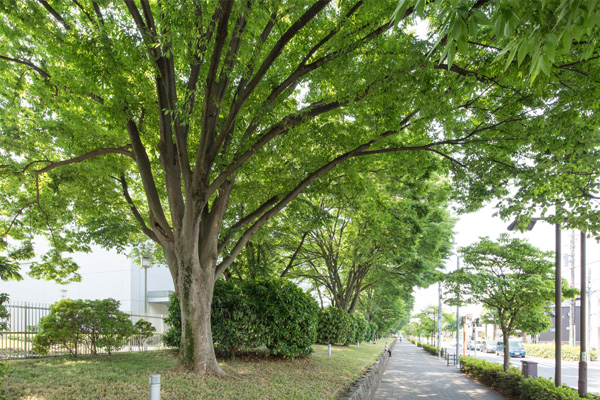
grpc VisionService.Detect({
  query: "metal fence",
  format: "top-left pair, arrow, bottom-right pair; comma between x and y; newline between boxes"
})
0,302 -> 168,360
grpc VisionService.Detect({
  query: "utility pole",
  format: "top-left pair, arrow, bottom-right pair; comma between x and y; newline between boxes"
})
569,231 -> 576,347
456,256 -> 460,367
578,231 -> 587,396
588,269 -> 592,362
438,282 -> 442,359
555,221 -> 562,387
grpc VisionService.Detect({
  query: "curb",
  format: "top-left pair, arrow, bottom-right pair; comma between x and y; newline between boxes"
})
338,338 -> 397,400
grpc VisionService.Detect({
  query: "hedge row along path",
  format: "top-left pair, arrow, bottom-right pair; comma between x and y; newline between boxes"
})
373,341 -> 505,399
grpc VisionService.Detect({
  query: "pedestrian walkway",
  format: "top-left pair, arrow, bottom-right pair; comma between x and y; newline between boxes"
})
373,341 -> 506,399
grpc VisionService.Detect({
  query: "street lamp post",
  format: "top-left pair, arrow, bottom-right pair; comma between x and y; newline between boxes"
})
140,254 -> 152,314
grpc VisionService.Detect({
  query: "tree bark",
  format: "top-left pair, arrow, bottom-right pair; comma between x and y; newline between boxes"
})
167,223 -> 225,375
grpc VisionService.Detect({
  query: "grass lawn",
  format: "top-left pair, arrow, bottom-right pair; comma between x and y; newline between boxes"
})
3,342 -> 387,400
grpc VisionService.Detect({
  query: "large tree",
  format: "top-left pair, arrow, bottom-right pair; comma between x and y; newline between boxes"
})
1,1 -> 598,374
444,235 -> 577,372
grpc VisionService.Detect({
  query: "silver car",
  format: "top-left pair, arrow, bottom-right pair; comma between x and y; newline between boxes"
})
482,340 -> 497,353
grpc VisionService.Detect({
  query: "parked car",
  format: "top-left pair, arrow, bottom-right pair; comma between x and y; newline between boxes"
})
481,340 -> 497,353
467,340 -> 476,350
496,340 -> 526,358
476,340 -> 484,351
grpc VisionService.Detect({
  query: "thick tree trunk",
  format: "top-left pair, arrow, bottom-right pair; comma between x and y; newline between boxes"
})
175,254 -> 224,375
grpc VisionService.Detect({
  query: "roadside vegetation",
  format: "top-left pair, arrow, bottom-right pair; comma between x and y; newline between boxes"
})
523,344 -> 598,362
3,342 -> 385,400
459,356 -> 599,400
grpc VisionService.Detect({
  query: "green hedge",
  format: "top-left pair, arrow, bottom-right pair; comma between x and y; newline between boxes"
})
242,277 -> 319,358
163,278 -> 318,359
459,356 -> 598,400
421,344 -> 438,355
212,280 -> 263,357
316,307 -> 353,345
523,343 -> 598,361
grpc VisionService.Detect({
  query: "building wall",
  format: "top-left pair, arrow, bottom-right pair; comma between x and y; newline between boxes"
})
1,245 -> 174,316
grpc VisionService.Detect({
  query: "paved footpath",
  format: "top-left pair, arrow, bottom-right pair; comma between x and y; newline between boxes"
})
373,341 -> 506,400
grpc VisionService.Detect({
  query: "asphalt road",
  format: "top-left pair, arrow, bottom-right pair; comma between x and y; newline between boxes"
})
442,346 -> 600,395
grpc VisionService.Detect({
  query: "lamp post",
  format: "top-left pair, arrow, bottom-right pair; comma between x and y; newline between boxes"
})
140,254 -> 152,314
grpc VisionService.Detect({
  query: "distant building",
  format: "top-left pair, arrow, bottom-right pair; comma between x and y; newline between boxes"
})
1,245 -> 174,316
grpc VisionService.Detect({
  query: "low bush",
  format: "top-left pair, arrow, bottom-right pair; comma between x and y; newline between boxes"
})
164,278 -> 318,359
523,343 -> 598,361
33,298 -> 133,356
421,344 -> 438,355
243,277 -> 319,358
368,321 -> 378,341
459,356 -> 598,400
316,307 -> 353,345
212,279 -> 264,357
352,313 -> 370,343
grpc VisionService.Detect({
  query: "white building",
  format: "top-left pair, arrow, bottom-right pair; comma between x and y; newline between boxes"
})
1,245 -> 174,317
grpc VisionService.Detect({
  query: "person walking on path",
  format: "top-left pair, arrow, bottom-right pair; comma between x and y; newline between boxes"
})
373,340 -> 506,399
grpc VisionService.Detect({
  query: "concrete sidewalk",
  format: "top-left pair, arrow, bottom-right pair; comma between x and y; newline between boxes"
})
372,341 -> 506,399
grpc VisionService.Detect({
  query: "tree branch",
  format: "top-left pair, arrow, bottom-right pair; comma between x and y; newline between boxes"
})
37,0 -> 72,30
0,55 -> 51,80
214,110 -> 419,277
33,144 -> 133,175
110,175 -> 159,243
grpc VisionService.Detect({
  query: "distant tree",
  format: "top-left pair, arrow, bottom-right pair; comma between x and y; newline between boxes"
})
132,319 -> 156,350
444,235 -> 577,371
415,305 -> 456,344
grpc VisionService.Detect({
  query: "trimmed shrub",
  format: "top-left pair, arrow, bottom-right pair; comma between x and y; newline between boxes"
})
369,321 -> 378,341
422,344 -> 438,355
85,299 -> 133,355
33,298 -> 133,356
459,356 -> 599,400
316,306 -> 353,345
243,277 -> 319,358
212,279 -> 263,357
523,343 -> 598,361
352,313 -> 370,343
33,299 -> 84,356
163,278 -> 319,359
162,282 -> 263,357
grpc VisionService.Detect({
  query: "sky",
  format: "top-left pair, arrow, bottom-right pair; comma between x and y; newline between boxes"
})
412,203 -> 600,317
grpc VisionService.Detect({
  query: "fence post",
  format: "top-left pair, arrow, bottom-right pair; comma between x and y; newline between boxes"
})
24,302 -> 28,356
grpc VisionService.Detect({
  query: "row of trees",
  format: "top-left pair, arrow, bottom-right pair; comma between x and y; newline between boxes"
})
1,0 -> 599,373
163,278 -> 380,359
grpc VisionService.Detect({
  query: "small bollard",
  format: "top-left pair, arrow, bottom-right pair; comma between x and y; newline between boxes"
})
328,343 -> 331,356
149,374 -> 161,400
